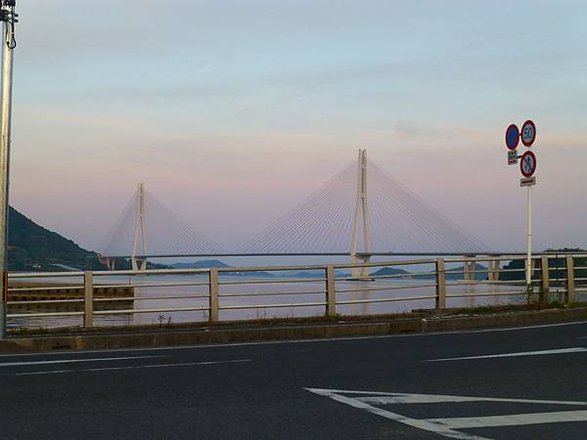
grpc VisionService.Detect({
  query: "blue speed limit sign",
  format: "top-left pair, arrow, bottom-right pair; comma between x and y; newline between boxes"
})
521,120 -> 536,147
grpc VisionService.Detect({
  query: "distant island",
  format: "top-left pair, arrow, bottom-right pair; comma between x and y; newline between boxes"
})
169,260 -> 231,269
169,260 -> 273,277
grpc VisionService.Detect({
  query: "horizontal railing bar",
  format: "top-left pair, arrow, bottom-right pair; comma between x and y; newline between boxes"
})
446,292 -> 525,298
364,273 -> 432,280
7,299 -> 84,305
7,311 -> 84,318
446,279 -> 533,286
9,272 -> 85,279
493,268 -> 531,273
119,282 -> 209,289
93,268 -> 211,276
333,258 -> 438,269
93,295 -> 210,302
94,306 -> 210,315
337,295 -> 436,305
335,283 -> 436,294
219,277 -> 324,286
219,302 -> 326,310
219,290 -> 325,298
218,265 -> 328,273
8,286 -> 85,292
456,280 -> 527,286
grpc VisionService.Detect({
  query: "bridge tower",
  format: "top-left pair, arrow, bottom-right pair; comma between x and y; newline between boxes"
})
350,149 -> 372,278
131,183 -> 148,271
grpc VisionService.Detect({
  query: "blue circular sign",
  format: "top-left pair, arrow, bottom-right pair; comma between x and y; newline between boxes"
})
505,124 -> 519,150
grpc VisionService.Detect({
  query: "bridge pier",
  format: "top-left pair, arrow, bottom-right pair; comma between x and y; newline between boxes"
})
351,254 -> 371,280
99,257 -> 117,271
131,256 -> 148,271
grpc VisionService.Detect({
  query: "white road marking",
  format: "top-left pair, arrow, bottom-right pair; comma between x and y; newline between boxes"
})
425,347 -> 587,362
305,388 -> 587,440
11,359 -> 252,376
428,410 -> 587,429
307,389 -> 491,440
356,393 -> 586,406
0,355 -> 159,367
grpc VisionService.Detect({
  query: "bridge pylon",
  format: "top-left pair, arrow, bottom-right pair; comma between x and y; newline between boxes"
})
131,183 -> 148,271
350,149 -> 372,279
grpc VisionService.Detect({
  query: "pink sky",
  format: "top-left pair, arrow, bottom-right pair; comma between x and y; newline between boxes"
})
8,1 -> 587,254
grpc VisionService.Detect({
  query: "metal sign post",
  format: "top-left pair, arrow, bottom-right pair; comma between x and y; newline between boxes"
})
520,150 -> 537,286
0,0 -> 17,339
505,120 -> 537,292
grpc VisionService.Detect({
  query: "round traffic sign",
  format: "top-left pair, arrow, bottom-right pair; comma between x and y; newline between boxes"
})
505,124 -> 519,150
520,151 -> 537,177
521,120 -> 536,147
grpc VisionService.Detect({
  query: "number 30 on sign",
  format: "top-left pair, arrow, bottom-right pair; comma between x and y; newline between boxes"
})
521,120 -> 536,147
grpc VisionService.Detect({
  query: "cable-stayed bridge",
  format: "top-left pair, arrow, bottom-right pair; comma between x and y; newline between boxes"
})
99,150 -> 488,270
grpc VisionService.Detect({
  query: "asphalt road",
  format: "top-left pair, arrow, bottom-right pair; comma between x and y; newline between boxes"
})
1,321 -> 586,439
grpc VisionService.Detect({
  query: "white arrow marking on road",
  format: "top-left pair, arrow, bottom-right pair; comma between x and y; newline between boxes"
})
306,388 -> 587,440
425,347 -> 587,362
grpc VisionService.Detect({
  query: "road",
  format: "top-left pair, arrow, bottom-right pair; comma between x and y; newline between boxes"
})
1,321 -> 586,439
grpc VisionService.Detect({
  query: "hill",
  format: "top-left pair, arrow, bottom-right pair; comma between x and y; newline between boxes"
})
372,264 -> 487,281
169,260 -> 231,269
371,267 -> 410,277
499,250 -> 587,281
7,206 -> 104,271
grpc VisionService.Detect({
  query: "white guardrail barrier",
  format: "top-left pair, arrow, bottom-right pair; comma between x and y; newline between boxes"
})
5,254 -> 586,330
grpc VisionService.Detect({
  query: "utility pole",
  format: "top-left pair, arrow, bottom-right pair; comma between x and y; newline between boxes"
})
0,0 -> 17,339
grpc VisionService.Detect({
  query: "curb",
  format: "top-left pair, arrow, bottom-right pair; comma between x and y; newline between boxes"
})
1,307 -> 587,353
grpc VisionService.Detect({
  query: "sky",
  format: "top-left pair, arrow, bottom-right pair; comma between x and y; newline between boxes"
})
7,0 -> 587,255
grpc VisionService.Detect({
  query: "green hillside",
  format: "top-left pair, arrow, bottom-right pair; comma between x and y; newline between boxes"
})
7,206 -> 104,271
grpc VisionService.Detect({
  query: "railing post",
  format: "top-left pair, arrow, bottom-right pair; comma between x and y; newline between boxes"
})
83,271 -> 94,328
488,258 -> 500,282
463,258 -> 474,284
435,258 -> 446,309
540,255 -> 550,304
566,255 -> 576,305
209,269 -> 219,323
325,265 -> 336,317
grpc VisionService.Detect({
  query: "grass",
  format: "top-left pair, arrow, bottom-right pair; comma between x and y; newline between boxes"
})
6,301 -> 585,338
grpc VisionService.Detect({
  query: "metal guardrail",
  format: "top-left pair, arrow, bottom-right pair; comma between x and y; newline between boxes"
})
5,253 -> 586,330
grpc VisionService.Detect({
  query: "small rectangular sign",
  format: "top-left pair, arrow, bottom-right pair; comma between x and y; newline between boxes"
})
508,150 -> 518,165
520,176 -> 536,187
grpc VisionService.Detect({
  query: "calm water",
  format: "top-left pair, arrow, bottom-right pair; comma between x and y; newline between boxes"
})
8,272 -> 565,330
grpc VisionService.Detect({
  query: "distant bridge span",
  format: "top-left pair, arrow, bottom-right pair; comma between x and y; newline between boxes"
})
101,150 -> 494,271
99,252 -> 519,259
98,251 -> 533,272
